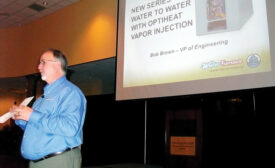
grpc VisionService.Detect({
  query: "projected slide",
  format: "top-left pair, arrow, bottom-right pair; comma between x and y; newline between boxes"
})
116,0 -> 273,100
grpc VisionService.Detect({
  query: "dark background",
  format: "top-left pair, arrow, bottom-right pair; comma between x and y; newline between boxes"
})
0,86 -> 266,167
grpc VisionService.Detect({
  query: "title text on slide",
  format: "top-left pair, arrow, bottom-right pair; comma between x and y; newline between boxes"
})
131,0 -> 173,13
129,0 -> 192,40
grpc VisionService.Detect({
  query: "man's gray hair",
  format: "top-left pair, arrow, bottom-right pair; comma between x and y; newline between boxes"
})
47,48 -> 68,74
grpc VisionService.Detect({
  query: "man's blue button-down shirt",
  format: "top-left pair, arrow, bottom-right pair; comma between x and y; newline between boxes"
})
16,76 -> 87,160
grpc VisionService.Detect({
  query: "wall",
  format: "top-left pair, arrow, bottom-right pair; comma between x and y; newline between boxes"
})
0,0 -> 117,78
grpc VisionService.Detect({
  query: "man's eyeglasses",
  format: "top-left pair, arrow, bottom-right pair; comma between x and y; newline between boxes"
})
39,59 -> 57,65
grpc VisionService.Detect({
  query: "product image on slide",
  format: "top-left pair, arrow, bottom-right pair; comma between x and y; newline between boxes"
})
196,0 -> 253,35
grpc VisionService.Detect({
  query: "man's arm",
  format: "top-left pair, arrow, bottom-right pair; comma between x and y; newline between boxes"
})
27,89 -> 86,137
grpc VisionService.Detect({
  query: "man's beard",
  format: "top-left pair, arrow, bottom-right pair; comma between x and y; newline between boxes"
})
41,75 -> 47,81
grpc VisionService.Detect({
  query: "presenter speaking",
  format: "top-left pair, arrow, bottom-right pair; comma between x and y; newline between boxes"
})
10,49 -> 87,168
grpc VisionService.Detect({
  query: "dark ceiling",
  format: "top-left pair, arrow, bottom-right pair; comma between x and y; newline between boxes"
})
0,0 -> 80,28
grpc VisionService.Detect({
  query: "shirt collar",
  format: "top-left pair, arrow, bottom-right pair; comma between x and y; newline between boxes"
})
44,75 -> 66,96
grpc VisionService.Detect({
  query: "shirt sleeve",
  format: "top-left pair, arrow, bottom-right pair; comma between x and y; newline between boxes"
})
15,120 -> 27,130
28,88 -> 86,137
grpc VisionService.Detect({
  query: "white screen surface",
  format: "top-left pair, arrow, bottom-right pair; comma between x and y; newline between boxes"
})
116,0 -> 275,100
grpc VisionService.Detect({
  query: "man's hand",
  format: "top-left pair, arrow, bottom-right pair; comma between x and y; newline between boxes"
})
10,105 -> 33,121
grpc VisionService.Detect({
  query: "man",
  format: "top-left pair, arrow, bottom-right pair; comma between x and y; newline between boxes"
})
10,49 -> 87,168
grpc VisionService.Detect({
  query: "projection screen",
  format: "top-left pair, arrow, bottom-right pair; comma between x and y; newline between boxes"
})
116,0 -> 275,100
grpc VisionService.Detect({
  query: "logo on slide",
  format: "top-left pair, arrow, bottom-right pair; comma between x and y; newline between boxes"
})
247,53 -> 261,68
